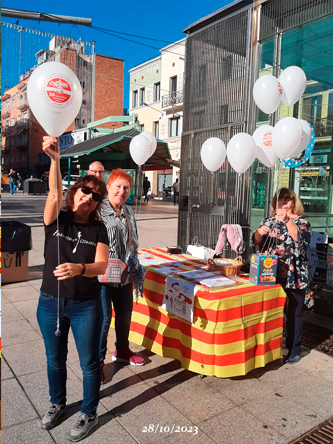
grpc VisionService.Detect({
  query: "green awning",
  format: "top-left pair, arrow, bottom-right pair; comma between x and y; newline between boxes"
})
60,128 -> 172,168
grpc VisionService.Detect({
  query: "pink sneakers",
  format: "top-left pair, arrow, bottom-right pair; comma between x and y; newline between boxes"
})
112,349 -> 145,366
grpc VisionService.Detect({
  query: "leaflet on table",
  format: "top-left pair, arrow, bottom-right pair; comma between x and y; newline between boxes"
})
178,269 -> 237,288
139,257 -> 169,266
152,267 -> 180,275
162,276 -> 198,323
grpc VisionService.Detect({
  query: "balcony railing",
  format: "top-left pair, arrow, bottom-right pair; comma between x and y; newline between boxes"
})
1,111 -> 10,120
161,90 -> 183,108
18,102 -> 29,112
1,119 -> 30,137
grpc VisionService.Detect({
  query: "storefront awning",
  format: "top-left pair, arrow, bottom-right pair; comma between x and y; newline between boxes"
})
60,128 -> 173,169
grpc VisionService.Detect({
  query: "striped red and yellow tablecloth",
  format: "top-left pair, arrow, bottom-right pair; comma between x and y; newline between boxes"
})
129,248 -> 286,378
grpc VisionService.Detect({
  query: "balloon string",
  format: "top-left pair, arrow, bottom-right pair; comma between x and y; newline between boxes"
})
209,172 -> 214,249
55,151 -> 61,336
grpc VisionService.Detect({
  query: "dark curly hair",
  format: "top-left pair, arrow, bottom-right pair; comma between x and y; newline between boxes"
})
65,175 -> 107,221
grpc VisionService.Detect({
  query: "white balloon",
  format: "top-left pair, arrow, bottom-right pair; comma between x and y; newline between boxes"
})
272,117 -> 303,160
227,133 -> 257,174
129,135 -> 151,166
292,119 -> 311,157
253,75 -> 283,115
141,131 -> 157,157
27,62 -> 82,137
278,66 -> 306,107
200,137 -> 226,172
253,125 -> 277,168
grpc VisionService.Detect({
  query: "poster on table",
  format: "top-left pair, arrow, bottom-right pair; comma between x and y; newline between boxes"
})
162,276 -> 198,323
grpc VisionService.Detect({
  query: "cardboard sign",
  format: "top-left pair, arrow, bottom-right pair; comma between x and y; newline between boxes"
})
2,251 -> 29,284
249,254 -> 278,286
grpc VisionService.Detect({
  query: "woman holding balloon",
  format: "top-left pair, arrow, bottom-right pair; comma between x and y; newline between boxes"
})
37,137 -> 109,441
253,188 -> 312,364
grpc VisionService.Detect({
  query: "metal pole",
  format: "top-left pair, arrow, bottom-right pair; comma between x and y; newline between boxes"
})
68,158 -> 71,189
266,28 -> 283,214
91,41 -> 96,123
1,8 -> 92,26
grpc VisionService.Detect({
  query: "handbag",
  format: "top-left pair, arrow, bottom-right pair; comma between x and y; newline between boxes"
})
98,210 -> 132,284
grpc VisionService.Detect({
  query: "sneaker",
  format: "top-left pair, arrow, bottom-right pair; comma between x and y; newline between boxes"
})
112,349 -> 145,366
67,413 -> 98,442
40,404 -> 66,430
287,354 -> 300,364
100,360 -> 106,384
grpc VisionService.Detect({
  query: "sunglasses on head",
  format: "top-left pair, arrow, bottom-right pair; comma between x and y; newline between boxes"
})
81,185 -> 102,203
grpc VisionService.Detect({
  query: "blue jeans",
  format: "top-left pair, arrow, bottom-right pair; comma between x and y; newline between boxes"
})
37,293 -> 102,416
9,179 -> 17,195
99,283 -> 133,361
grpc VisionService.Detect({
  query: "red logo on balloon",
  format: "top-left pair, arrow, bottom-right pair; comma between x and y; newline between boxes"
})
42,74 -> 75,108
277,81 -> 283,96
261,132 -> 272,147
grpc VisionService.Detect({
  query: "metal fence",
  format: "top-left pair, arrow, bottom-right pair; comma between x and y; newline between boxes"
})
260,0 -> 333,41
178,8 -> 252,252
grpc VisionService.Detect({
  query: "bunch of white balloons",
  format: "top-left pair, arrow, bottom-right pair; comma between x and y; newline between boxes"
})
201,117 -> 313,174
129,131 -> 157,166
253,66 -> 307,115
200,65 -> 311,174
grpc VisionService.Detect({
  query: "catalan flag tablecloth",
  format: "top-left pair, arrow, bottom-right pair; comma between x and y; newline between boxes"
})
129,247 -> 286,378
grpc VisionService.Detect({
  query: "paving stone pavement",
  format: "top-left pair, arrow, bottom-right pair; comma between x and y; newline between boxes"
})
2,198 -> 333,443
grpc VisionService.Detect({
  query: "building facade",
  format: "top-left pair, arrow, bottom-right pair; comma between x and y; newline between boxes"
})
1,32 -> 124,179
128,39 -> 185,196
178,0 -> 333,253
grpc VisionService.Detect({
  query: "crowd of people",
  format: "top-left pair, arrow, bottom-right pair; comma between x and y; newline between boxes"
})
37,138 -> 312,441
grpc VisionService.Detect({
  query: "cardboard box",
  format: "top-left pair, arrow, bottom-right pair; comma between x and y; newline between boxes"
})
2,251 -> 29,284
249,254 -> 278,286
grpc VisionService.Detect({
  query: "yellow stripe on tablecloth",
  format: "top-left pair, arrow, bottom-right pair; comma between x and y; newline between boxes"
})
128,329 -> 282,378
133,293 -> 284,334
130,309 -> 283,356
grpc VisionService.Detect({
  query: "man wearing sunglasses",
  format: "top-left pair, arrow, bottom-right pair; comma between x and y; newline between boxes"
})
87,161 -> 105,181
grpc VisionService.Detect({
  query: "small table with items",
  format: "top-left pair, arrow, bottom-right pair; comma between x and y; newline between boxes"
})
129,247 -> 286,378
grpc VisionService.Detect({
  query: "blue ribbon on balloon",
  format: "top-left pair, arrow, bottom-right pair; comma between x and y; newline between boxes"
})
278,122 -> 315,168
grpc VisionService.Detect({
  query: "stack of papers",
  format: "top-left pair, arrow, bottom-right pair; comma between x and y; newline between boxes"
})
178,269 -> 237,288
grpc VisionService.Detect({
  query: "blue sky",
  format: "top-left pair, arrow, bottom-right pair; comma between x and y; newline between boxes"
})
2,0 -> 234,107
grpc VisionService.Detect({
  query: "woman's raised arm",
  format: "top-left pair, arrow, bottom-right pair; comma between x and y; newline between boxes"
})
43,137 -> 63,226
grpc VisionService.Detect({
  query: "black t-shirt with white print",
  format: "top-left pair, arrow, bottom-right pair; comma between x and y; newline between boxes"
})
41,211 -> 109,301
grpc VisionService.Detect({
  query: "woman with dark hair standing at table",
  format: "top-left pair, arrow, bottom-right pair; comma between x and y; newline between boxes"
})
253,188 -> 312,364
37,137 -> 109,442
